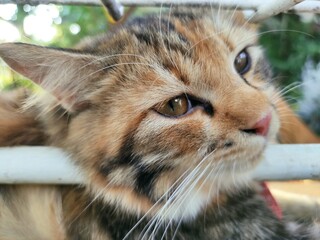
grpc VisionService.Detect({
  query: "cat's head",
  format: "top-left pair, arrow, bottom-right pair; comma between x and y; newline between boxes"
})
0,8 -> 279,220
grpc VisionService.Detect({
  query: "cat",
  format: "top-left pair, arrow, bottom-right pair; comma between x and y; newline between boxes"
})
0,7 -> 319,240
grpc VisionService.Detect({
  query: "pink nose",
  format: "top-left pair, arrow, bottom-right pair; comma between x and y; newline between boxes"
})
241,112 -> 272,137
253,113 -> 272,136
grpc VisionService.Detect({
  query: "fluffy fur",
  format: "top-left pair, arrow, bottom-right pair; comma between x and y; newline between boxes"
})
0,7 -> 319,240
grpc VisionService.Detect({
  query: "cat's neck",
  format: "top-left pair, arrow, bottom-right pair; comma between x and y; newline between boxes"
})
63,183 -> 283,240
88,168 -> 254,223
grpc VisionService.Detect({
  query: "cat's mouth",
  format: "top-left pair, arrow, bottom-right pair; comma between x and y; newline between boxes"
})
202,113 -> 276,175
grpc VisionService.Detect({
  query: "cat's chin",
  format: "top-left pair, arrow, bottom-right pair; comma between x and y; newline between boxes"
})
86,137 -> 269,223
155,170 -> 254,222
159,139 -> 270,221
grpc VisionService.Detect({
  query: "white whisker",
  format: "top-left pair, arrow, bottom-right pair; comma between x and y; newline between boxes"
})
79,53 -> 150,70
140,150 -> 217,239
123,164 -> 194,240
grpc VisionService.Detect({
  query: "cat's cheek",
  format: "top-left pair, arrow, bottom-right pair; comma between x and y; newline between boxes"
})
133,112 -> 207,156
199,122 -> 270,175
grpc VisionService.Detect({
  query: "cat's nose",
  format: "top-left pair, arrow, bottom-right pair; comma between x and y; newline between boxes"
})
240,112 -> 272,137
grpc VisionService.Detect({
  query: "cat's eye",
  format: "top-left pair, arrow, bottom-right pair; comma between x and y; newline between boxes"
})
154,95 -> 214,118
234,50 -> 251,75
155,95 -> 190,117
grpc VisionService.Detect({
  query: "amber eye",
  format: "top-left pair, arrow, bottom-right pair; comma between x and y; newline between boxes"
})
234,50 -> 251,75
155,95 -> 189,117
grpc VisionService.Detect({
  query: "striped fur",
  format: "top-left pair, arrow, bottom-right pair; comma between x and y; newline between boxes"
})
0,7 -> 319,239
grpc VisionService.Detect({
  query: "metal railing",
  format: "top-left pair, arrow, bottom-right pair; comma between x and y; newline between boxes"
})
0,0 -> 320,21
0,145 -> 320,184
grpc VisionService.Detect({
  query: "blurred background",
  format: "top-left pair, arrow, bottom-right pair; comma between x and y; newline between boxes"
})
0,3 -> 319,131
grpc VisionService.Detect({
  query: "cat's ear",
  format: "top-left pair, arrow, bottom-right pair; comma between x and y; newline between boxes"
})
0,42 -> 103,112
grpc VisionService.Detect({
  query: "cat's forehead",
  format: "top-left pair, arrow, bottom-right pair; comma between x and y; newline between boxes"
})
127,9 -> 257,55
83,8 -> 261,107
83,9 -> 257,57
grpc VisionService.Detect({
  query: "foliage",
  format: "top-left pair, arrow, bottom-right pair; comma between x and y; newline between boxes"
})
259,14 -> 320,98
0,5 -> 110,90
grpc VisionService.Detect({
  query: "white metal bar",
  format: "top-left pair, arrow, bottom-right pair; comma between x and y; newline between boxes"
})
293,1 -> 320,12
0,0 -> 319,21
0,147 -> 83,184
0,0 -> 268,7
0,0 -> 319,12
249,0 -> 303,22
253,144 -> 320,180
0,144 -> 319,184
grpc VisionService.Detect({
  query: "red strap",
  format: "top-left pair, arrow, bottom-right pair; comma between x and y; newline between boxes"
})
260,182 -> 282,219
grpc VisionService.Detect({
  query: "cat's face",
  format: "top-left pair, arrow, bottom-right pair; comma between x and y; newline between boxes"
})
0,8 -> 279,220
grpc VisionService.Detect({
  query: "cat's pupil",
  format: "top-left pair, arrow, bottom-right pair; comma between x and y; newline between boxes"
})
168,99 -> 176,110
234,50 -> 250,75
155,95 -> 189,117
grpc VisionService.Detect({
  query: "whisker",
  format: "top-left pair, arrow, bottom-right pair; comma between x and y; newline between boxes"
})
159,163 -> 213,239
87,62 -> 158,78
208,160 -> 226,215
157,2 -> 177,70
78,53 -> 150,70
157,151 -> 219,238
141,151 -> 217,239
68,181 -> 113,229
238,29 -> 313,46
270,83 -> 304,107
122,164 -> 194,240
171,161 -> 218,240
277,82 -> 303,97
166,3 -> 180,71
225,3 -> 240,43
140,166 -> 200,239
